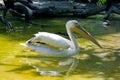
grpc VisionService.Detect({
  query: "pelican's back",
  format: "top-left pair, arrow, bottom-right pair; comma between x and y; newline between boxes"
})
32,32 -> 70,49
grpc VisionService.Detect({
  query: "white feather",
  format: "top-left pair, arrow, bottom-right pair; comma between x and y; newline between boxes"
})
33,32 -> 70,49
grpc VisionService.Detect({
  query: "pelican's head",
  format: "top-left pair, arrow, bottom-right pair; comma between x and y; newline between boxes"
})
66,20 -> 102,48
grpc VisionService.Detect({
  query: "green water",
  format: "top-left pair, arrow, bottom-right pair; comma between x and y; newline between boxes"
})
0,14 -> 120,80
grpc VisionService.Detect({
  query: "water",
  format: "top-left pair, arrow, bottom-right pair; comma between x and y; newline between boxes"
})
0,16 -> 120,80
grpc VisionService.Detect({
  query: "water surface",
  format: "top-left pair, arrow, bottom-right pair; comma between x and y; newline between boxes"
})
0,15 -> 120,80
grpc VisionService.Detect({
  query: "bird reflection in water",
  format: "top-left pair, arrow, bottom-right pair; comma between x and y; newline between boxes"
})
22,56 -> 79,77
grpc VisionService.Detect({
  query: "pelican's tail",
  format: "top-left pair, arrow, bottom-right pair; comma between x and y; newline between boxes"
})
20,43 -> 27,46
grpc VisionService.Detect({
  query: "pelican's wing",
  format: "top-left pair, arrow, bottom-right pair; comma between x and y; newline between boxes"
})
30,32 -> 70,49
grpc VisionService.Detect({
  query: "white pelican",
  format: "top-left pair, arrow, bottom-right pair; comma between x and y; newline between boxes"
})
24,20 -> 102,57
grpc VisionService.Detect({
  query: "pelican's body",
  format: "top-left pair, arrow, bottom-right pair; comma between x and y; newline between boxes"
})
25,20 -> 102,57
26,32 -> 79,57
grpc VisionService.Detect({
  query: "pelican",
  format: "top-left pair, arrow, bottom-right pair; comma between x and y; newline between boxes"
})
23,20 -> 102,57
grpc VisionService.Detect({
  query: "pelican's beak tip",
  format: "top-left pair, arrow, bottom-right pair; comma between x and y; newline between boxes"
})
99,45 -> 103,49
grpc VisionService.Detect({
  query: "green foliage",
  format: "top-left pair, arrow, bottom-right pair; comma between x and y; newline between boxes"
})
69,0 -> 106,5
97,0 -> 106,5
88,0 -> 106,5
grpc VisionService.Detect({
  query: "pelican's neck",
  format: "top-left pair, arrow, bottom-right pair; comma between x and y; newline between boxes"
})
66,27 -> 79,51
